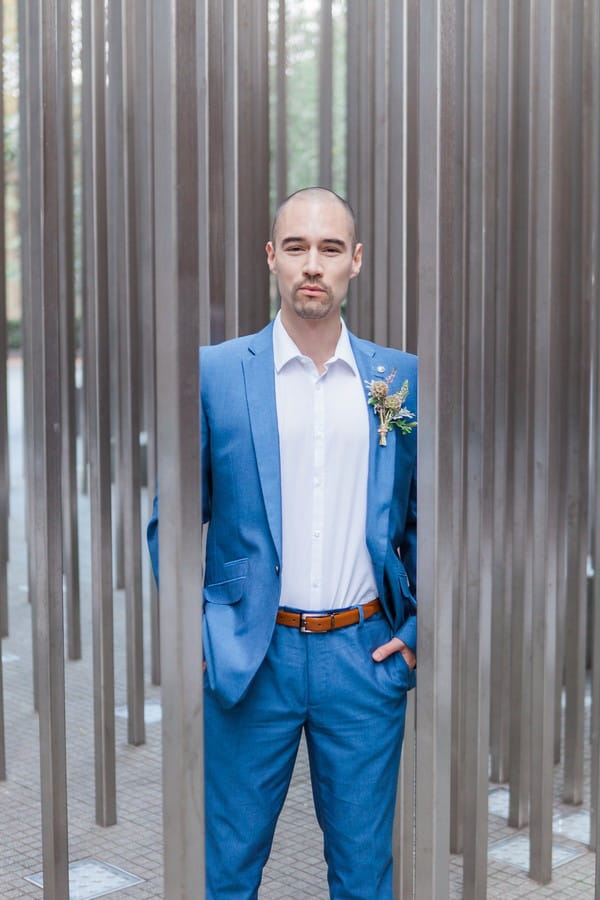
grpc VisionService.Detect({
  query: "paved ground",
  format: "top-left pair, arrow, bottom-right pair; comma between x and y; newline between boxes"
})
0,359 -> 596,898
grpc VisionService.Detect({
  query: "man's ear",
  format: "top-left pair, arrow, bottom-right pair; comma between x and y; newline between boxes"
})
350,242 -> 363,279
265,241 -> 276,273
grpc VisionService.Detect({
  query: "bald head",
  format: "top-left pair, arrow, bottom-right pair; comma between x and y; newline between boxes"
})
271,187 -> 357,248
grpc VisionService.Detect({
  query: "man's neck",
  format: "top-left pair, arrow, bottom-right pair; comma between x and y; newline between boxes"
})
279,309 -> 342,374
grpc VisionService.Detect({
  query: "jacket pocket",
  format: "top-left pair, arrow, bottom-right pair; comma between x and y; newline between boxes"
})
203,557 -> 248,605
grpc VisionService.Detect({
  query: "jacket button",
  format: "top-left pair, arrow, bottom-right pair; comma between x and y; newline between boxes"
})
275,565 -> 280,575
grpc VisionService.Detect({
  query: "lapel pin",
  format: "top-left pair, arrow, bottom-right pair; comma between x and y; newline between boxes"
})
376,365 -> 385,373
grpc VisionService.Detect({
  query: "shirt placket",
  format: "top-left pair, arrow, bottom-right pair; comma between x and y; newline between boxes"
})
311,373 -> 326,606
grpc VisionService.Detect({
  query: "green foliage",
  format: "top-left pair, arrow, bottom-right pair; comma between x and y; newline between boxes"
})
7,319 -> 20,351
269,0 -> 347,212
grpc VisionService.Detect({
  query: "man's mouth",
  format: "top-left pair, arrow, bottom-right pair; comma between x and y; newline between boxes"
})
299,284 -> 325,295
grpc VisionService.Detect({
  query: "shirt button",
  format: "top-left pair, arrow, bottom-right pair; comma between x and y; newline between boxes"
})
313,530 -> 321,538
275,565 -> 280,575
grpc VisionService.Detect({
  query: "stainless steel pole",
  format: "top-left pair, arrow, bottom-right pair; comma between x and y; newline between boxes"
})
153,0 -> 208,893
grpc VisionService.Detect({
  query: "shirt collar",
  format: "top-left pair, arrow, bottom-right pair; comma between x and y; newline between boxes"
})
273,311 -> 358,376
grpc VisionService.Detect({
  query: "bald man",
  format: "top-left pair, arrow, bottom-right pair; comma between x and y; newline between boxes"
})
148,187 -> 418,899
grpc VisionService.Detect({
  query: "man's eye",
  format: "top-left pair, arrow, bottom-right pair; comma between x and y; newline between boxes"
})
323,246 -> 341,255
286,245 -> 304,253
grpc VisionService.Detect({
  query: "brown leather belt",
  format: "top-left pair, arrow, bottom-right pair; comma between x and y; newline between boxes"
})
276,598 -> 381,633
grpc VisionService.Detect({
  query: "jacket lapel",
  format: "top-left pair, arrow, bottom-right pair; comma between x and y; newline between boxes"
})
350,335 -> 396,567
242,324 -> 282,560
241,325 -> 395,569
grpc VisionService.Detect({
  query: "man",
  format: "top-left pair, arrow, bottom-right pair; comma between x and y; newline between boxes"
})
148,187 -> 417,899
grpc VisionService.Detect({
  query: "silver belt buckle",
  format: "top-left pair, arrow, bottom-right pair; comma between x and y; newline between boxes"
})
299,612 -> 335,633
299,613 -> 311,633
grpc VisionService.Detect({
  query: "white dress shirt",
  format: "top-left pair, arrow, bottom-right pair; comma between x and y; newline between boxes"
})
273,312 -> 378,611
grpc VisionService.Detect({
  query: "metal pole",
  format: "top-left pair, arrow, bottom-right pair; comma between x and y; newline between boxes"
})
461,1 -> 495,892
134,0 -> 160,686
57,0 -> 81,662
153,0 -> 207,892
223,0 -> 239,340
414,1 -> 456,896
276,0 -> 287,203
85,0 -> 117,827
563,0 -> 590,807
528,0 -> 558,882
34,0 -> 70,892
122,0 -> 146,748
19,0 -> 40,713
508,0 -> 533,831
0,0 -> 9,645
588,0 -> 600,883
318,0 -> 333,188
237,0 -> 270,335
372,0 -> 389,346
489,0 -> 513,787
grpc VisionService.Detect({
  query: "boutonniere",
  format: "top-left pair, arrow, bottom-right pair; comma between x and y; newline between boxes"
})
365,369 -> 417,446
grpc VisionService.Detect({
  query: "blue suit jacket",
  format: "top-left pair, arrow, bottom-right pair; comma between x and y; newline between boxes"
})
147,321 -> 417,708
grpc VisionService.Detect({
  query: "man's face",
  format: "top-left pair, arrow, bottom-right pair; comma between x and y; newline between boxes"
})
266,196 -> 362,323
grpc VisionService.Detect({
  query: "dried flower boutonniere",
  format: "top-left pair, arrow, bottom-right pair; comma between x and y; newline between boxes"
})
365,369 -> 417,446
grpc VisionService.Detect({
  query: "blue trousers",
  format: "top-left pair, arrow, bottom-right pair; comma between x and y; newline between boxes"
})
203,611 -> 413,899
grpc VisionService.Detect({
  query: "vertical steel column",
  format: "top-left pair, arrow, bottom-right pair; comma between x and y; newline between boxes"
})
237,0 -> 270,334
84,0 -> 117,827
508,0 -> 533,830
345,0 -> 374,338
32,0 -> 70,893
528,0 -> 558,882
106,0 -> 125,596
461,2 -> 497,895
489,0 -> 513,786
134,1 -> 160,686
276,0 -> 287,203
0,5 -> 4,752
222,0 -> 240,339
589,0 -> 600,875
582,0 -> 600,857
0,0 -> 8,644
372,0 -> 389,346
153,0 -> 207,892
563,1 -> 590,806
346,0 -> 359,262
413,1 -> 457,897
462,0 -> 487,879
19,0 -> 40,712
449,1 -> 467,855
122,0 -> 146,747
388,5 -> 419,883
388,0 -> 418,354
550,1 -> 572,772
208,0 -> 226,345
318,0 -> 333,188
78,0 -> 92,505
207,0 -> 240,344
57,0 -> 81,662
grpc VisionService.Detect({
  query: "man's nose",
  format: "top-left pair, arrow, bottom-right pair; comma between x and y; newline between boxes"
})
303,248 -> 323,276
